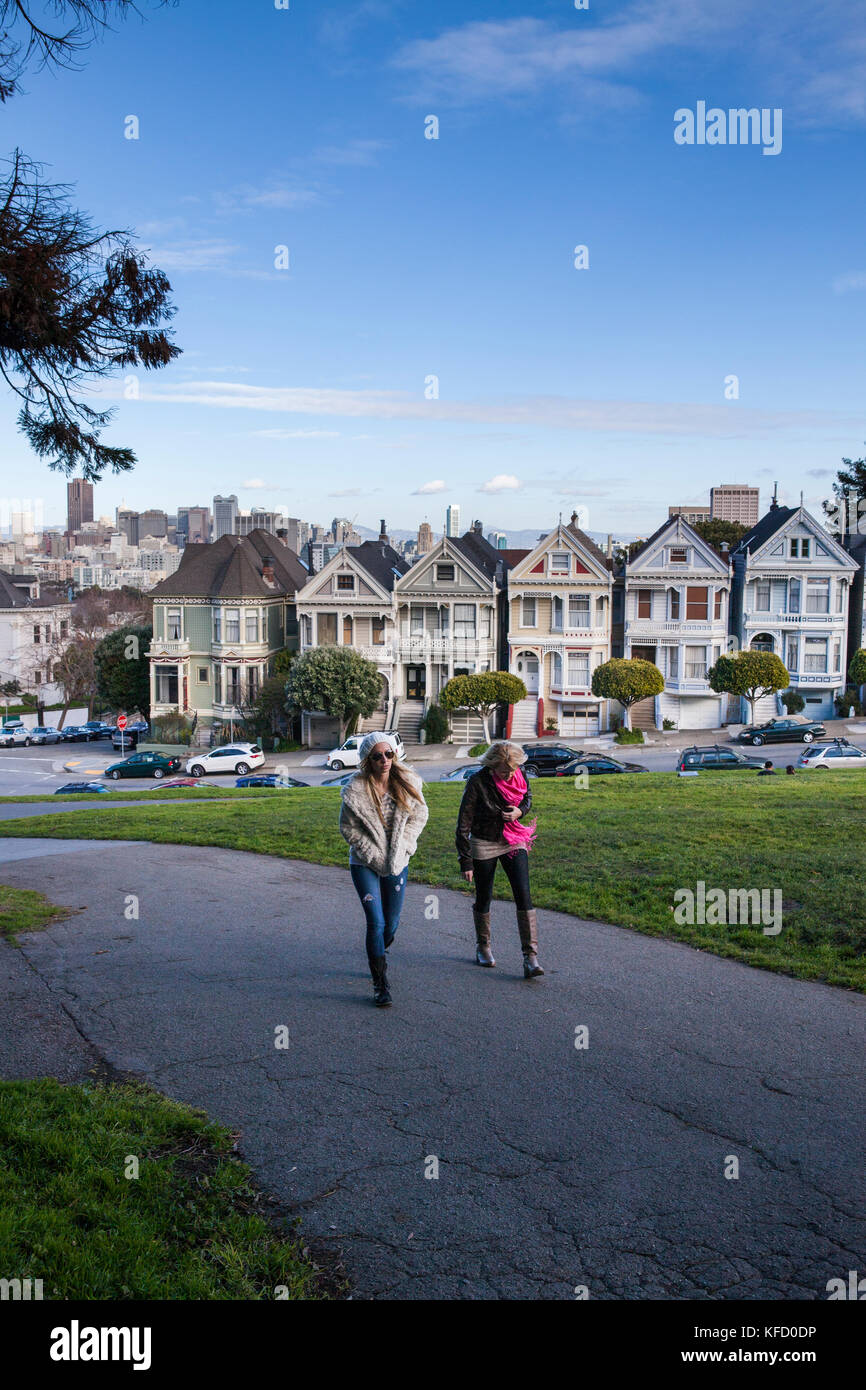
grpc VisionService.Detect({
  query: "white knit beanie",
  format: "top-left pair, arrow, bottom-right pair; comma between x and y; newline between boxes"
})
358,730 -> 401,765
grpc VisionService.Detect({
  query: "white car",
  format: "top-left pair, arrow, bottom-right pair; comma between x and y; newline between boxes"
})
185,743 -> 265,777
326,732 -> 405,771
0,725 -> 34,747
797,741 -> 866,770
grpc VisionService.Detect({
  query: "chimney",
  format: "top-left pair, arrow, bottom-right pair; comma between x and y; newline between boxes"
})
262,555 -> 275,585
379,519 -> 388,544
720,541 -> 729,555
276,527 -> 288,542
770,482 -> 779,511
606,533 -> 613,557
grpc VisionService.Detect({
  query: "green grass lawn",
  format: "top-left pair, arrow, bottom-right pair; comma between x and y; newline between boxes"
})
0,1078 -> 334,1300
0,885 -> 74,945
2,772 -> 863,989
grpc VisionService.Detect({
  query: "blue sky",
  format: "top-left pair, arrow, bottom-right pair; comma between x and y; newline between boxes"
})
3,0 -> 865,536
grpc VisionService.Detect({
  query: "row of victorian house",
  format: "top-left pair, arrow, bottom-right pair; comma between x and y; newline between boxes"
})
147,503 -> 863,746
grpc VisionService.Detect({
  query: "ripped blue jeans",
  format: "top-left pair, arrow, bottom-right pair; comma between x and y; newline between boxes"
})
349,862 -> 408,960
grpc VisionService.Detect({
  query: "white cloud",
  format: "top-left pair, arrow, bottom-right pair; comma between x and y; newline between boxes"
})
833,271 -> 866,294
478,474 -> 522,493
393,3 -> 866,125
117,379 -> 859,440
243,478 -> 269,488
412,479 -> 447,494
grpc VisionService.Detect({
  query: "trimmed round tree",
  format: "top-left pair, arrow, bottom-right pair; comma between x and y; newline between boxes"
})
284,646 -> 382,742
707,650 -> 789,727
439,671 -> 527,744
591,658 -> 664,730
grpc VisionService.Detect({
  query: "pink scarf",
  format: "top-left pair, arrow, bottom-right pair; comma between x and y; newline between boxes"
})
492,767 -> 537,857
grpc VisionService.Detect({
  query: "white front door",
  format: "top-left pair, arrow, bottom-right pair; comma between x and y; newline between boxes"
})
516,653 -> 539,693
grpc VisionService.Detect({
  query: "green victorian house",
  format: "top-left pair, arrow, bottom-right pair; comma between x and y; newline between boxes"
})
148,529 -> 308,731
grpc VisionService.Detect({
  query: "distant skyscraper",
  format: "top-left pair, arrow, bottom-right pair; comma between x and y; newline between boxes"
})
67,479 -> 94,535
445,504 -> 461,538
180,506 -> 211,544
710,484 -> 759,527
116,510 -> 139,545
668,504 -> 711,525
487,530 -> 507,549
139,509 -> 167,539
213,494 -> 239,539
417,521 -> 433,554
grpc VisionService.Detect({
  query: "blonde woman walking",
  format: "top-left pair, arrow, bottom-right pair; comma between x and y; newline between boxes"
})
339,732 -> 429,1007
456,741 -> 543,978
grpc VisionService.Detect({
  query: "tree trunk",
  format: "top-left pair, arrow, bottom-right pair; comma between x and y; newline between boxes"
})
58,701 -> 70,730
481,708 -> 490,742
622,703 -> 632,730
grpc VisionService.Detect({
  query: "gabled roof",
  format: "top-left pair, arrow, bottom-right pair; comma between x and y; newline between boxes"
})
627,513 -> 730,571
150,530 -> 306,600
349,541 -> 409,592
451,529 -> 503,580
732,505 -> 796,557
627,517 -> 677,565
563,518 -> 613,571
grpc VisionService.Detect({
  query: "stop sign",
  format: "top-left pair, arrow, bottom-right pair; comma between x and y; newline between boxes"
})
117,715 -> 128,730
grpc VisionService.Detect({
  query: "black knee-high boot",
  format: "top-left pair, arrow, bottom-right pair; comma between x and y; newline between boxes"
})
369,955 -> 391,1007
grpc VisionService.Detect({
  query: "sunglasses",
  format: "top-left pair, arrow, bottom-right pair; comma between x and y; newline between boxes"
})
370,749 -> 395,762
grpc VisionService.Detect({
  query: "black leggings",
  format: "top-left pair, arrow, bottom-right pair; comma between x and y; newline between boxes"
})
472,849 -> 533,912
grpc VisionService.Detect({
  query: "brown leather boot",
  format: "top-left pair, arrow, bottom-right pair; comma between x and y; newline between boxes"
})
473,908 -> 495,966
517,909 -> 544,977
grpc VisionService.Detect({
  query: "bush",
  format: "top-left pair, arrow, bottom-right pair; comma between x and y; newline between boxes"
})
421,703 -> 449,744
615,728 -> 644,745
468,742 -> 489,757
151,714 -> 195,746
782,690 -> 805,714
545,716 -> 557,730
662,717 -> 676,730
835,688 -> 863,717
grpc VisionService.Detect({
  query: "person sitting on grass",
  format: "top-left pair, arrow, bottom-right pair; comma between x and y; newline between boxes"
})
757,760 -> 775,776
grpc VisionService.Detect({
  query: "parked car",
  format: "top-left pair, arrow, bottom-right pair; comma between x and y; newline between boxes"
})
185,743 -> 265,777
104,752 -> 183,780
55,781 -> 109,794
61,724 -> 97,742
677,746 -> 766,772
735,717 -> 826,746
1,717 -> 24,732
111,728 -> 139,751
154,777 -> 201,789
439,765 -> 481,781
798,740 -> 866,770
520,743 -> 583,777
321,771 -> 355,787
79,720 -> 114,739
0,725 -> 34,747
235,773 -> 309,788
28,726 -> 63,745
326,732 -> 405,771
555,755 -> 646,776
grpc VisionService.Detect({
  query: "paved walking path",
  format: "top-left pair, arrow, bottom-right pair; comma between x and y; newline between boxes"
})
1,837 -> 864,1300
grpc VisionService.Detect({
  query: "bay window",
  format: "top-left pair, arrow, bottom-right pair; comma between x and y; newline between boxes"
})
788,578 -> 800,613
569,594 -> 590,627
167,608 -> 182,640
787,638 -> 799,671
669,589 -> 680,620
755,582 -> 771,611
637,589 -> 651,619
567,652 -> 590,688
686,587 -> 709,621
225,608 -> 240,643
803,637 -> 827,672
806,578 -> 829,613
454,604 -> 476,638
685,645 -> 707,679
521,597 -> 536,626
245,610 -> 258,643
551,596 -> 563,631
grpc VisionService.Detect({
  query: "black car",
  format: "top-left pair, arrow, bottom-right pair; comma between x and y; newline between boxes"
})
678,746 -> 765,771
61,725 -> 96,742
521,743 -> 583,777
735,717 -> 826,746
235,773 -> 309,788
555,755 -> 646,776
82,720 -> 114,739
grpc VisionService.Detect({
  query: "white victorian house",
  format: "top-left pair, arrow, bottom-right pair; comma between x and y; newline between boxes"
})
730,502 -> 858,722
295,528 -> 408,745
392,523 -> 506,743
505,516 -> 613,739
624,515 -> 731,730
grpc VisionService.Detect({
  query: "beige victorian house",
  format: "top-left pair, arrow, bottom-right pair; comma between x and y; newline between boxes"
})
506,516 -> 613,739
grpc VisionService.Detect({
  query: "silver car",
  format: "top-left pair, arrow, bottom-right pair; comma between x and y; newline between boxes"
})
29,726 -> 63,745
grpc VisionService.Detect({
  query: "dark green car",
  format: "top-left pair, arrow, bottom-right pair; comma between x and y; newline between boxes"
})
104,752 -> 183,780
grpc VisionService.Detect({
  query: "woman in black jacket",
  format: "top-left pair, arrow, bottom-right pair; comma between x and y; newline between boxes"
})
456,741 -> 543,978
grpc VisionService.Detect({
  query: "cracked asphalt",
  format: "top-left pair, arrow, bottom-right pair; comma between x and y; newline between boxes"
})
1,837 -> 864,1300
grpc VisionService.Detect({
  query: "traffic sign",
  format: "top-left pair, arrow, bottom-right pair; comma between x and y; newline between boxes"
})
117,715 -> 128,730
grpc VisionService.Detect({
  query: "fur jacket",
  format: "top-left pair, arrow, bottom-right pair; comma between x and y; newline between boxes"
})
339,769 -> 429,877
